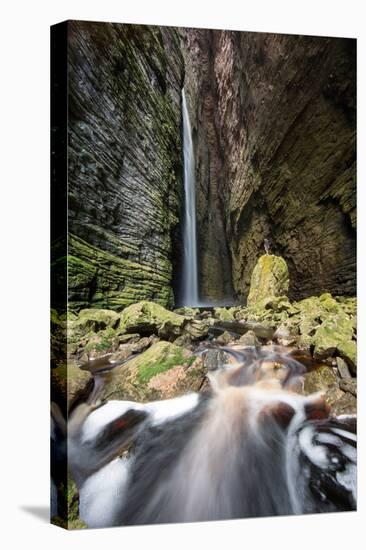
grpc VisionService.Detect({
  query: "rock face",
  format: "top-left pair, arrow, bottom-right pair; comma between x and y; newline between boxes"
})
67,22 -> 184,310
182,30 -> 356,303
63,24 -> 355,310
247,255 -> 289,306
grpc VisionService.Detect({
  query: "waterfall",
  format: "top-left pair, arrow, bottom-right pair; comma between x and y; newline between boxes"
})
181,88 -> 199,306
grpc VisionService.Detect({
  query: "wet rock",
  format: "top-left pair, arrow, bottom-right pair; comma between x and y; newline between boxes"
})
336,356 -> 352,379
247,255 -> 289,306
273,325 -> 297,346
237,330 -> 260,347
339,379 -> 357,397
100,341 -> 202,402
216,331 -> 234,345
304,366 -> 337,394
197,310 -> 214,320
329,392 -> 357,416
324,386 -> 349,414
147,357 -> 206,398
242,322 -> 275,340
202,349 -> 229,371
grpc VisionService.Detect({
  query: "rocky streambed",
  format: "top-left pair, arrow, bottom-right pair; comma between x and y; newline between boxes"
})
52,292 -> 356,416
51,255 -> 357,527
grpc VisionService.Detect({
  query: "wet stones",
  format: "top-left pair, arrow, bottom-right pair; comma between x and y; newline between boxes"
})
237,330 -> 260,347
304,366 -> 338,394
336,357 -> 352,379
339,378 -> 357,397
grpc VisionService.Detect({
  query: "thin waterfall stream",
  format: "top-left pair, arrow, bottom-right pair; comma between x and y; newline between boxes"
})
181,88 -> 199,306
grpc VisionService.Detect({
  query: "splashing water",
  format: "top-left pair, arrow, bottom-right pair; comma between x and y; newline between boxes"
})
66,345 -> 357,527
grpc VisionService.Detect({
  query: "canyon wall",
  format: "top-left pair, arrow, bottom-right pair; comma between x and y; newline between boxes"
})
183,30 -> 356,302
67,21 -> 184,310
65,23 -> 356,310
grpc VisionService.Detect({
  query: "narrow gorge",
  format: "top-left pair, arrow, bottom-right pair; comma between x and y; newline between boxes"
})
51,21 -> 357,528
66,23 -> 356,310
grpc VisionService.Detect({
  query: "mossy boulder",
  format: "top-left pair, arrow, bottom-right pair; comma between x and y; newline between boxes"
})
68,308 -> 120,343
213,307 -> 235,321
313,313 -> 356,370
247,255 -> 289,306
183,319 -> 212,340
100,341 -> 204,402
83,327 -> 120,355
118,301 -> 186,339
173,307 -> 199,317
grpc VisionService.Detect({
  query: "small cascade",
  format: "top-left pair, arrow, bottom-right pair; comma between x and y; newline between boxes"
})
180,88 -> 199,306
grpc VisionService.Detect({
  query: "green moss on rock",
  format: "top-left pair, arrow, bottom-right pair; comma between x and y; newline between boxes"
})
101,341 -> 200,402
247,255 -> 289,306
118,301 -> 186,338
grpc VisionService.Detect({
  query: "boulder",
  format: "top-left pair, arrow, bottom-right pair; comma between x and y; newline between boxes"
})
183,319 -> 212,340
216,331 -> 234,345
329,392 -> 357,416
237,330 -> 260,347
118,301 -> 186,339
173,334 -> 192,347
99,341 -> 205,402
312,314 -> 356,369
339,379 -> 357,396
247,255 -> 289,306
213,307 -> 235,321
336,357 -> 352,379
202,349 -> 229,371
70,308 -> 119,338
337,340 -> 357,374
83,327 -> 120,356
273,324 -> 297,346
304,366 -> 337,394
173,307 -> 199,317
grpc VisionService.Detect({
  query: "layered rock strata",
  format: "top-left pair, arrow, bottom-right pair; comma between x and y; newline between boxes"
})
68,22 -> 184,310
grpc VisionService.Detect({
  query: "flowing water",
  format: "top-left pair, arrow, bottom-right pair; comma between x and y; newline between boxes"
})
180,88 -> 199,306
65,344 -> 356,527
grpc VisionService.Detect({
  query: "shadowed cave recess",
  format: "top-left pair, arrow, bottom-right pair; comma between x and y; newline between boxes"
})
65,22 -> 356,311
